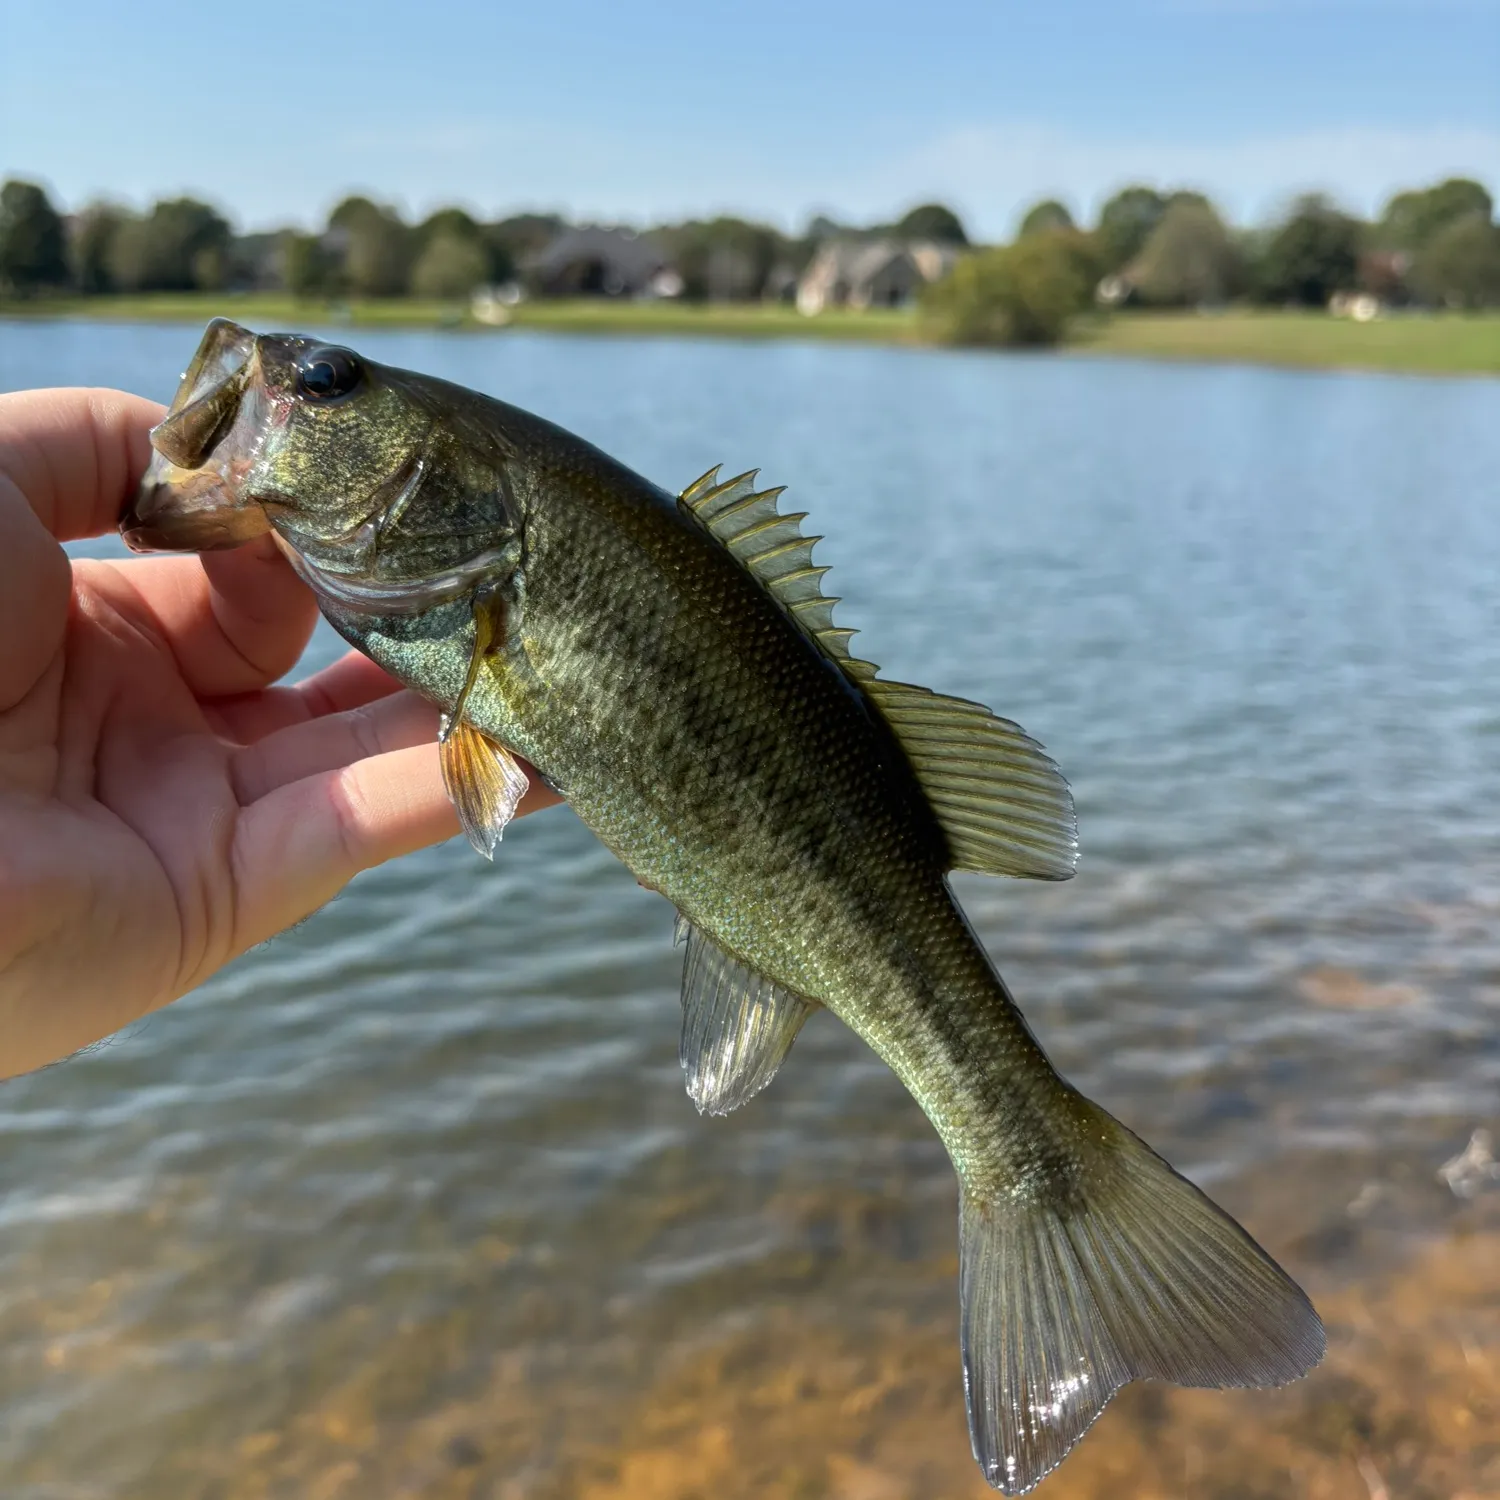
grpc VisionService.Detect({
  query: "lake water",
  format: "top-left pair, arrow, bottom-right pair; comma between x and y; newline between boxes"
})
1,319 -> 1498,1500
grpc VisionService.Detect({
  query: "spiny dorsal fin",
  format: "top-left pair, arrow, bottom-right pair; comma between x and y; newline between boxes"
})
679,466 -> 878,682
679,467 -> 1076,881
674,912 -> 818,1115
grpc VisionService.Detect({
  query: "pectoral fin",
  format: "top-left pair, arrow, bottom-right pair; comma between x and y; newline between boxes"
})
439,583 -> 526,859
675,915 -> 818,1115
440,583 -> 508,738
440,721 -> 529,859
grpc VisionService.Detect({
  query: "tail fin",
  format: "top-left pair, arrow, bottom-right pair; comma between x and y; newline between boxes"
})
959,1105 -> 1324,1494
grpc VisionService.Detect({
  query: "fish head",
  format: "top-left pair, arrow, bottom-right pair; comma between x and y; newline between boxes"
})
123,320 -> 520,612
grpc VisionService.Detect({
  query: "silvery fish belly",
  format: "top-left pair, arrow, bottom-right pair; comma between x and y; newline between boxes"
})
121,320 -> 1325,1494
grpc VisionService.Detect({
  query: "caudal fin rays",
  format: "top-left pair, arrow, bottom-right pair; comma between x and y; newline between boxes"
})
960,1105 -> 1324,1494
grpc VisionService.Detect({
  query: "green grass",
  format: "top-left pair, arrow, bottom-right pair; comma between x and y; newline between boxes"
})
514,298 -> 913,341
0,291 -> 483,329
3,293 -> 1497,376
0,291 -> 916,343
1071,308 -> 1500,376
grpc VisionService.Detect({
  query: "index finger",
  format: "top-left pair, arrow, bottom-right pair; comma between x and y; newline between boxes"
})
0,387 -> 163,542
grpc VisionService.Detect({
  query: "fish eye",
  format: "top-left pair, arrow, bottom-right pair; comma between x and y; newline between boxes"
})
295,346 -> 364,401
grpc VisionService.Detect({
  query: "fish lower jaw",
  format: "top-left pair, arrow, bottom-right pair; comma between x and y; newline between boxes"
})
271,532 -> 514,617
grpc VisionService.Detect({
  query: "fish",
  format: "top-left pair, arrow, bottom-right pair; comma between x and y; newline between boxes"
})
121,319 -> 1325,1493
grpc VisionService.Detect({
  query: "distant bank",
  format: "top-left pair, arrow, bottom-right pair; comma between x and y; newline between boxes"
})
3,295 -> 1497,377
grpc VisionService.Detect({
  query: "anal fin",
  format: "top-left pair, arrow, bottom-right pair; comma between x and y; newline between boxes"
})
675,917 -> 817,1115
440,721 -> 529,859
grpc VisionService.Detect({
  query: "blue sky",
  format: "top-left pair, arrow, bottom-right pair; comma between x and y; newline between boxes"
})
2,0 -> 1496,239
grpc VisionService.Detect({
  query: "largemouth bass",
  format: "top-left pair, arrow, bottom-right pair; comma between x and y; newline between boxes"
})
122,320 -> 1323,1493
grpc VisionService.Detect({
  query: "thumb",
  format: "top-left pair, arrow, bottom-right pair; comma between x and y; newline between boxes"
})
0,389 -> 162,712
0,486 -> 70,712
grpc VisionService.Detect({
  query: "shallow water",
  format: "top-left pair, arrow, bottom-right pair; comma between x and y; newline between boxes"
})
1,320 -> 1497,1498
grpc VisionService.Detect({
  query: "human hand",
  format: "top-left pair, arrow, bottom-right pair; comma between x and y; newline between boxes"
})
0,388 -> 559,1080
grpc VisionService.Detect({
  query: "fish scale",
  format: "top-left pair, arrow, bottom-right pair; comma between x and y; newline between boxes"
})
122,319 -> 1326,1494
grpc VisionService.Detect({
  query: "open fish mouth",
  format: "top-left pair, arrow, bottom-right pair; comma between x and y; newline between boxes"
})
121,318 -> 274,553
119,318 -> 520,620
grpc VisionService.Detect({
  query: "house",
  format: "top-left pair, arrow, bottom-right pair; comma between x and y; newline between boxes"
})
527,226 -> 674,297
762,261 -> 802,303
795,239 -> 953,314
910,242 -> 962,284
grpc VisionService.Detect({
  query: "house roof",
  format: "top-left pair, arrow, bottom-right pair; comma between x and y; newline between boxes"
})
803,238 -> 933,290
529,225 -> 669,280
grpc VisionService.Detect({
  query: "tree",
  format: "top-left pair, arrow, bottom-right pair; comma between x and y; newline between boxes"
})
653,216 -> 782,301
0,179 -> 68,294
1255,194 -> 1361,306
225,232 -> 282,292
411,211 -> 504,292
486,212 -> 563,261
1411,212 -> 1500,308
342,207 -> 412,297
70,203 -> 128,293
417,207 -> 480,246
480,213 -> 561,284
327,195 -> 388,232
416,208 -> 518,286
281,232 -> 337,298
1095,186 -> 1165,273
410,231 -> 490,299
1127,198 -> 1241,306
1379,178 -> 1493,253
923,232 -> 1094,347
321,197 -> 412,297
105,197 -> 230,292
893,203 -> 968,245
1018,199 -> 1075,238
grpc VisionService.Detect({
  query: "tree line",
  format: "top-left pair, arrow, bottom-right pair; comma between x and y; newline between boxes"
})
925,179 -> 1499,346
0,176 -> 1495,338
0,185 -> 964,302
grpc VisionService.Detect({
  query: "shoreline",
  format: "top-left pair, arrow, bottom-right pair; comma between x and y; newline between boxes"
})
4,295 -> 1497,377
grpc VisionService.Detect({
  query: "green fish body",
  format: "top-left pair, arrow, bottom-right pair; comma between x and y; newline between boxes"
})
123,321 -> 1324,1493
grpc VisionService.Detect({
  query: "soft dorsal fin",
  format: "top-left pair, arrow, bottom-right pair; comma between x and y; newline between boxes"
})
679,467 -> 1078,882
863,679 -> 1076,881
674,912 -> 818,1115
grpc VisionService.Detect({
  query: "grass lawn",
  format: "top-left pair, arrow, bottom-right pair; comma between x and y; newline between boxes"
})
3,293 -> 1496,376
515,298 -> 913,341
1071,308 -> 1500,376
0,291 -> 915,343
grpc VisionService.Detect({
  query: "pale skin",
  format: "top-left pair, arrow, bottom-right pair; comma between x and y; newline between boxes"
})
0,388 -> 559,1081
